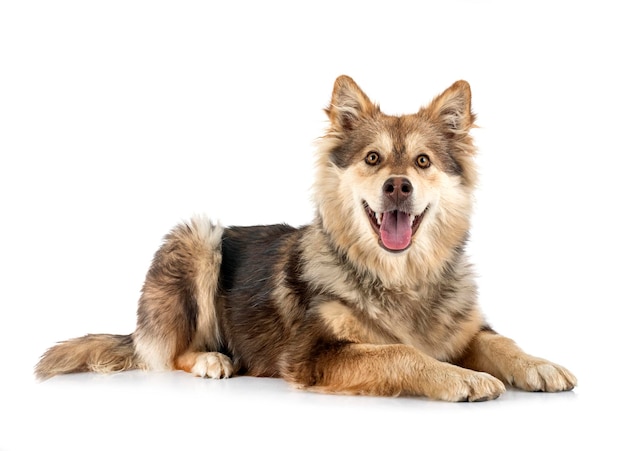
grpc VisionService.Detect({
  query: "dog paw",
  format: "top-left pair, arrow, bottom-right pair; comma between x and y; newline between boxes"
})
429,367 -> 506,402
190,352 -> 234,379
505,358 -> 577,392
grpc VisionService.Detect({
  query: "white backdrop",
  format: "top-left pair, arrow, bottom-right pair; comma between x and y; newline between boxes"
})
1,1 -> 624,450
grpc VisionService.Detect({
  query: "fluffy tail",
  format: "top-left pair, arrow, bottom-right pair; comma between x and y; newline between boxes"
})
35,333 -> 142,380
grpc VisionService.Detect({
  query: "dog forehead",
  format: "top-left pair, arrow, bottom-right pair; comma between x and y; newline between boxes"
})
376,118 -> 434,164
330,115 -> 418,168
372,116 -> 439,157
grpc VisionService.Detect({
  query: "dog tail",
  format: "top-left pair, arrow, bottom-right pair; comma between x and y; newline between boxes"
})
35,333 -> 141,380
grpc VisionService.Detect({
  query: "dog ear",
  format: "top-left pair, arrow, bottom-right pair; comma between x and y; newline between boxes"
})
425,80 -> 476,138
326,76 -> 378,132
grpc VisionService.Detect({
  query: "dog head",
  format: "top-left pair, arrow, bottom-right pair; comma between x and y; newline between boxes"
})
315,76 -> 478,280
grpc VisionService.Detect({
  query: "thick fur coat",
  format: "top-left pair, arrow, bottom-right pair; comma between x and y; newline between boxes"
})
36,76 -> 576,401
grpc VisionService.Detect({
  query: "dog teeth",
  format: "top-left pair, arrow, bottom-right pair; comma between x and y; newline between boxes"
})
375,212 -> 383,225
409,215 -> 416,224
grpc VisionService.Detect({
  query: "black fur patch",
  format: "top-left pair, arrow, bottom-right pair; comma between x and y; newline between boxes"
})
219,224 -> 302,375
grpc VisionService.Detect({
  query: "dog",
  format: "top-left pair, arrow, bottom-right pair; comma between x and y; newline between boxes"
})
35,75 -> 576,401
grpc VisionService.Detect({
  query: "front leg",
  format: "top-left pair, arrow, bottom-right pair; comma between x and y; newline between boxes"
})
284,343 -> 505,402
457,329 -> 577,392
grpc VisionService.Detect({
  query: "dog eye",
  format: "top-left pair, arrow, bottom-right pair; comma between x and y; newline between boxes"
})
365,151 -> 381,165
416,154 -> 431,169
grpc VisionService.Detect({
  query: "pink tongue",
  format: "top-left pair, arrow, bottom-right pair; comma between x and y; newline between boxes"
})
380,210 -> 412,250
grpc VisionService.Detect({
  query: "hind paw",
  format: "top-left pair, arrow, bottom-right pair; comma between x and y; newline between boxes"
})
191,352 -> 234,379
175,351 -> 234,379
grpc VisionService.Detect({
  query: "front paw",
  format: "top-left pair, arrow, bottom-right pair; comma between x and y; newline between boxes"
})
425,366 -> 506,402
505,357 -> 577,392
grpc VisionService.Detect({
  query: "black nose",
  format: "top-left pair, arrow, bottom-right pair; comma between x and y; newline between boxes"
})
383,177 -> 413,202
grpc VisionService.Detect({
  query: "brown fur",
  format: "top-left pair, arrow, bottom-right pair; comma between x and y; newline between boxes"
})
36,334 -> 142,377
35,76 -> 576,401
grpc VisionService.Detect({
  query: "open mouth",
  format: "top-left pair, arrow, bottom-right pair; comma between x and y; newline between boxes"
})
364,202 -> 427,252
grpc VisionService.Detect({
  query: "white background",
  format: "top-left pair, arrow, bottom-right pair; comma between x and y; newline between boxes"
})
1,1 -> 624,449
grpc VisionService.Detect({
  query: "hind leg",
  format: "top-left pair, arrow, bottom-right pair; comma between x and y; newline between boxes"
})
133,217 -> 226,373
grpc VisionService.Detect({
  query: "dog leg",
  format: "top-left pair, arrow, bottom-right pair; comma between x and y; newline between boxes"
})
174,351 -> 234,379
133,217 -> 225,372
288,343 -> 505,402
458,330 -> 577,392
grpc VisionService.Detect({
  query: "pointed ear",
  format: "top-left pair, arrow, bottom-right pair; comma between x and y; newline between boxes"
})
325,75 -> 378,132
425,80 -> 475,138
